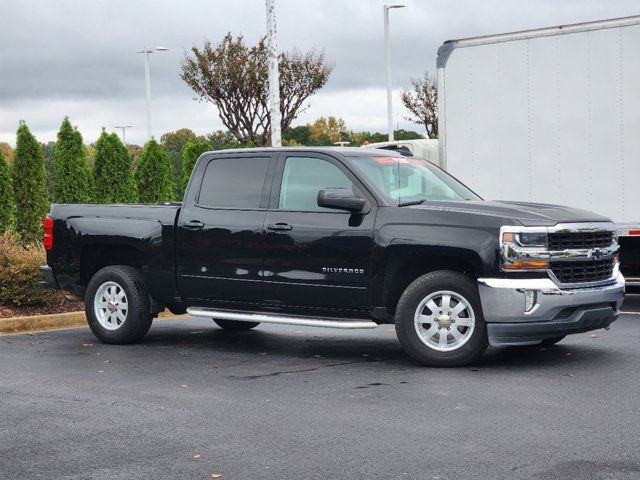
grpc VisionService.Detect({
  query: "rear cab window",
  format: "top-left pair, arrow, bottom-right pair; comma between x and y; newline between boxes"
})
197,156 -> 270,209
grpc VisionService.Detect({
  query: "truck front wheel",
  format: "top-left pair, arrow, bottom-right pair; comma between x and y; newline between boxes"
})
85,265 -> 153,344
395,271 -> 488,367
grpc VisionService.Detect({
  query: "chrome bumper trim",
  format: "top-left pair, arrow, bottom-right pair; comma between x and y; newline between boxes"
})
477,272 -> 625,324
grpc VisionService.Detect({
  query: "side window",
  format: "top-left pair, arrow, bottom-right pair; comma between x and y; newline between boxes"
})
279,156 -> 353,211
198,157 -> 269,209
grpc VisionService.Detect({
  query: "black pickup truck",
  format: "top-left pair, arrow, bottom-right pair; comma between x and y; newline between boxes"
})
42,147 -> 625,366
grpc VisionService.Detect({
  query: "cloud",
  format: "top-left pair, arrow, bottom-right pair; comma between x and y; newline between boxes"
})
1,0 -> 639,145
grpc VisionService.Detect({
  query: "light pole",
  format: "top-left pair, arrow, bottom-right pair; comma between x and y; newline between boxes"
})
137,46 -> 168,141
265,0 -> 282,147
384,4 -> 405,142
114,125 -> 133,144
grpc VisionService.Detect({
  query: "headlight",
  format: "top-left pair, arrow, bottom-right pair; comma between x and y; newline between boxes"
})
517,232 -> 547,247
502,231 -> 548,247
500,227 -> 549,271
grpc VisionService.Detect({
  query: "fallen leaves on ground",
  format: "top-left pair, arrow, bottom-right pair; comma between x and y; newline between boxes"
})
103,360 -> 111,364
181,384 -> 188,388
193,453 -> 201,461
81,343 -> 93,348
591,334 -> 598,338
211,475 -> 222,478
565,352 -> 572,357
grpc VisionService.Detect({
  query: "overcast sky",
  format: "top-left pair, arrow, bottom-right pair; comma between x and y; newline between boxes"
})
1,0 -> 639,146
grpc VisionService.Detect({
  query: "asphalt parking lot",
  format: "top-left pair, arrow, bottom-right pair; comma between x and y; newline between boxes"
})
1,297 -> 640,480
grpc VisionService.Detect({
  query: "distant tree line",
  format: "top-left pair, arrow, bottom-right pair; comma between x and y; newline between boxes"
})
283,116 -> 423,147
0,119 -> 264,244
0,119 -> 175,245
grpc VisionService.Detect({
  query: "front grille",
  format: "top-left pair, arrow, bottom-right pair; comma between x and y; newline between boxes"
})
548,230 -> 613,250
549,258 -> 614,284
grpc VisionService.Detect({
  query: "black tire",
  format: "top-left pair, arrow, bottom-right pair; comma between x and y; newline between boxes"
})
213,319 -> 260,331
395,270 -> 488,367
540,335 -> 566,346
85,265 -> 153,344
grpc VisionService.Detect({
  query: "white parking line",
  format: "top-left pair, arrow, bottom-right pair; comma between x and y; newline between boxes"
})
621,311 -> 640,315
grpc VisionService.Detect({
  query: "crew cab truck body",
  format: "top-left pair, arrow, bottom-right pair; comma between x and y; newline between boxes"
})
42,147 -> 625,366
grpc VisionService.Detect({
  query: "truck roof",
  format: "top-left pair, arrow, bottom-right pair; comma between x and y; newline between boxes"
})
203,146 -> 405,157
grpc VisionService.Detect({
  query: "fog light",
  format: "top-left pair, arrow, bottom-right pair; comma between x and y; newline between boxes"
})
525,290 -> 537,312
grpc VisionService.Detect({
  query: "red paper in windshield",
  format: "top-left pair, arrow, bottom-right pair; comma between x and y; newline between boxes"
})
373,156 -> 427,166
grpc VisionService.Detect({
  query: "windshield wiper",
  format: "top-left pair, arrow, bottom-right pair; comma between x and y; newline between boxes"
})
397,199 -> 426,207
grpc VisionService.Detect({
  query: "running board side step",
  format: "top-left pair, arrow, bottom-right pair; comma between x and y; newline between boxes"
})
187,308 -> 378,329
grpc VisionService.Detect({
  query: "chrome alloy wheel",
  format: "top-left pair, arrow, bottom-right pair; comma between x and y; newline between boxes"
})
413,290 -> 476,352
94,281 -> 128,331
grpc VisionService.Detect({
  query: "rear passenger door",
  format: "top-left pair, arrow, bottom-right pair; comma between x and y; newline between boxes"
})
262,153 -> 376,316
177,153 -> 275,308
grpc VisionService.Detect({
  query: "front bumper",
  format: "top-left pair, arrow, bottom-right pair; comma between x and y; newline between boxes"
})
478,272 -> 625,346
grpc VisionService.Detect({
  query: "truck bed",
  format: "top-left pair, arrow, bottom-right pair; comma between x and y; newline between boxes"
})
46,202 -> 183,311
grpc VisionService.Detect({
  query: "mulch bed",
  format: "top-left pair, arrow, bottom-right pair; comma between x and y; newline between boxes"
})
0,295 -> 84,319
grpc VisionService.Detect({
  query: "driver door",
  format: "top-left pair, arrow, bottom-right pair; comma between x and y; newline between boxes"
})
261,153 -> 377,315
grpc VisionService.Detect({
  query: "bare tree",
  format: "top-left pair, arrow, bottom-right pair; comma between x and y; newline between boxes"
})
181,34 -> 332,146
400,72 -> 438,138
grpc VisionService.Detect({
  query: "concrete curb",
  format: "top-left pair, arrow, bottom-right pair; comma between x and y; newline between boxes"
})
0,310 -> 185,335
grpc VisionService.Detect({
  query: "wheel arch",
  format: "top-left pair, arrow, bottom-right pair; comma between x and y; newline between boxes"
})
80,243 -> 144,286
379,248 -> 483,316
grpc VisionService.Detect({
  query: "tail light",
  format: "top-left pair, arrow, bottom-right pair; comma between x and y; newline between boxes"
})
43,216 -> 54,250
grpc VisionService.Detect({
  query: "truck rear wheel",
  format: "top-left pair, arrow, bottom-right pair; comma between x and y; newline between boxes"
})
395,271 -> 488,367
213,319 -> 260,331
85,265 -> 153,344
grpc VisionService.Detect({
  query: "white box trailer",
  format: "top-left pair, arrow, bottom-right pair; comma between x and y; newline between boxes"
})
437,15 -> 640,285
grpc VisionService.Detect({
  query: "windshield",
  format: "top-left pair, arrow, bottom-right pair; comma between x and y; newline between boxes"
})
348,155 -> 481,204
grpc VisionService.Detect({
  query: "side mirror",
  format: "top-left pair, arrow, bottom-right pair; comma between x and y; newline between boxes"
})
317,188 -> 368,213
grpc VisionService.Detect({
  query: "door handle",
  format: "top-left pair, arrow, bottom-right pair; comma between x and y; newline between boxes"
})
183,220 -> 205,230
267,223 -> 293,232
